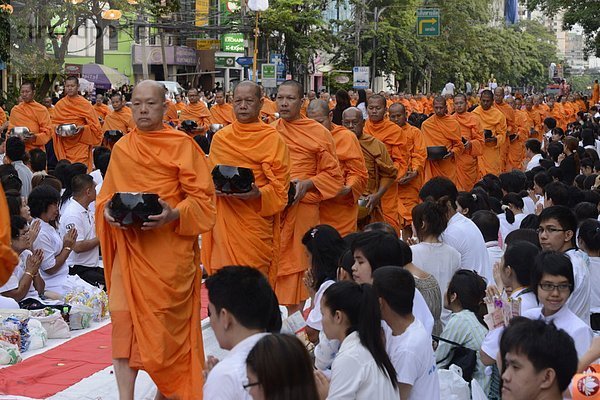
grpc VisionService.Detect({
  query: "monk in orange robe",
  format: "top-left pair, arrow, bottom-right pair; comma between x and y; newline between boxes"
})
398,94 -> 412,116
561,96 -> 576,124
0,186 -> 18,285
299,91 -> 316,118
424,94 -> 434,115
389,103 -> 426,229
452,94 -> 484,191
163,99 -> 179,127
506,97 -> 529,171
51,76 -> 103,170
273,81 -> 343,307
364,95 -> 408,233
260,87 -> 279,123
209,90 -> 234,126
8,82 -> 52,151
575,93 -> 587,112
179,88 -> 211,134
592,80 -> 599,106
421,96 -> 464,184
93,94 -> 110,122
472,90 -> 507,177
546,96 -> 566,131
42,97 -> 55,120
202,81 -> 291,286
307,100 -> 367,236
174,94 -> 186,112
0,102 -> 7,132
103,93 -> 135,135
524,97 -> 542,141
349,90 -> 358,107
493,88 -> 515,172
533,95 -> 549,125
96,80 -> 216,400
342,107 -> 397,229
445,95 -> 455,114
413,94 -> 425,114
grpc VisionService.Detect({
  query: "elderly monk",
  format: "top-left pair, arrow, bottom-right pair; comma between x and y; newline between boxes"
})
507,97 -> 531,171
202,81 -> 291,285
102,94 -> 135,135
96,80 -> 216,400
8,82 -> 52,151
178,89 -> 211,134
421,96 -> 463,183
42,96 -> 55,119
93,93 -> 111,121
472,89 -> 507,177
364,94 -> 408,233
452,93 -> 484,191
209,89 -> 234,126
389,103 -> 426,231
52,76 -> 103,170
307,100 -> 367,236
273,80 -> 343,308
342,107 -> 397,229
0,186 -> 19,285
524,96 -> 542,141
493,87 -> 515,171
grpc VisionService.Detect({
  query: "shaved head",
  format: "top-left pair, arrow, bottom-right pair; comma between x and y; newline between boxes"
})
307,99 -> 332,130
342,107 -> 364,137
234,81 -> 261,100
433,96 -> 447,117
388,103 -> 407,126
342,107 -> 362,121
131,80 -> 168,131
389,103 -> 406,114
279,80 -> 303,98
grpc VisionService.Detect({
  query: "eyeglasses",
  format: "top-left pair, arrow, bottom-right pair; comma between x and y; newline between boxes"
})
536,226 -> 567,234
242,381 -> 260,391
538,283 -> 572,292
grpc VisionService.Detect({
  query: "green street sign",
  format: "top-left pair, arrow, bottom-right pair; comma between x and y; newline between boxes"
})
417,8 -> 440,37
215,56 -> 236,68
221,33 -> 245,53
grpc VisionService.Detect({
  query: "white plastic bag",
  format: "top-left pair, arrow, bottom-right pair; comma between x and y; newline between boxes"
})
438,365 -> 470,400
471,378 -> 488,400
30,308 -> 70,339
0,340 -> 21,365
26,319 -> 47,350
68,304 -> 93,330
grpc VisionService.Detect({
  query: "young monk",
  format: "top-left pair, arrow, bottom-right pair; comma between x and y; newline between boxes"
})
493,87 -> 515,171
472,90 -> 507,177
452,93 -> 484,191
102,94 -> 134,135
96,80 -> 216,400
8,82 -> 52,152
178,88 -> 211,134
209,89 -> 234,126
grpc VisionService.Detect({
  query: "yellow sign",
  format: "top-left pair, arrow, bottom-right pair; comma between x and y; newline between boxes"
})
196,0 -> 210,26
196,39 -> 220,50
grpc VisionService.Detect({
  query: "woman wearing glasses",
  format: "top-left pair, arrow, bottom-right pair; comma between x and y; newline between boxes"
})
522,251 -> 592,358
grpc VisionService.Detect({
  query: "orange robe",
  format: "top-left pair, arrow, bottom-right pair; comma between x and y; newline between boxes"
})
453,112 -> 484,191
400,99 -> 412,116
46,107 -> 55,120
261,97 -> 278,123
364,119 -> 408,232
51,95 -> 103,170
494,102 -> 515,171
413,99 -> 425,114
8,100 -> 52,151
547,106 -> 566,131
472,106 -> 507,177
164,101 -> 179,126
179,102 -> 211,133
0,109 -> 6,126
94,103 -> 110,120
102,108 -> 135,134
397,123 -> 426,224
511,109 -> 532,170
592,83 -> 599,105
175,102 -> 186,112
0,186 -> 18,285
446,98 -> 455,114
576,99 -> 587,112
96,125 -> 216,399
319,124 -> 368,236
424,98 -> 434,115
273,117 -> 343,305
300,99 -> 310,118
525,108 -> 542,141
534,104 -> 549,128
209,103 -> 234,126
202,120 -> 291,286
563,102 -> 576,124
421,114 -> 464,184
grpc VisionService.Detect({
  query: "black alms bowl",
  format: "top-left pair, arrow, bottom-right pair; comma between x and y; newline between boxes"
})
104,130 -> 124,142
212,165 -> 255,194
108,192 -> 162,226
427,146 -> 448,161
180,120 -> 198,133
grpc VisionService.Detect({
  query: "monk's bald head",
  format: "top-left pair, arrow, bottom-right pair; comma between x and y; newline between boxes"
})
433,96 -> 447,117
234,81 -> 261,100
276,80 -> 303,121
64,76 -> 80,97
342,107 -> 364,138
494,87 -> 505,104
233,80 -> 263,124
480,90 -> 494,110
307,99 -> 332,130
131,80 -> 168,131
388,103 -> 407,127
279,80 -> 303,98
367,94 -> 386,122
454,93 -> 468,114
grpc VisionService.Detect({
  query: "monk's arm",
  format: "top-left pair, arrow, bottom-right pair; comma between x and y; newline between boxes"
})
343,155 -> 368,201
410,132 -> 427,172
257,138 -> 291,217
311,147 -> 344,201
34,108 -> 53,146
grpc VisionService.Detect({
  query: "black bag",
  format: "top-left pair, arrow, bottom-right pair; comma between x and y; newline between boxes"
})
433,335 -> 478,382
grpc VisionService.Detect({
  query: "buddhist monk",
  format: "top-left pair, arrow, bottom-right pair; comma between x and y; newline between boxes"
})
307,99 -> 367,236
299,90 -> 316,118
364,94 -> 408,233
342,107 -> 397,229
0,186 -> 18,285
506,97 -> 528,171
260,86 -> 278,123
93,93 -> 111,121
452,93 -> 484,191
174,94 -> 186,112
163,96 -> 179,127
52,76 -> 103,170
533,95 -> 549,124
560,96 -> 576,125
273,80 -> 343,308
209,89 -> 234,126
388,102 -> 426,234
575,93 -> 587,112
8,82 -> 52,151
547,95 -> 566,131
592,80 -> 599,106
493,88 -> 515,171
472,89 -> 507,177
348,89 -> 358,106
102,94 -> 135,135
178,88 -> 211,134
202,81 -> 291,285
96,80 -> 216,400
0,100 -> 8,132
42,96 -> 55,119
524,96 -> 542,141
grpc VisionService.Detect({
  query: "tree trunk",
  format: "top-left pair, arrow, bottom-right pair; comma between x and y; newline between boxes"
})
95,20 -> 104,65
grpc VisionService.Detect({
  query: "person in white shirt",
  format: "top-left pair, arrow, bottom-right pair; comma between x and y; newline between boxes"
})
578,219 -> 600,331
5,136 -> 33,198
373,267 -> 440,400
442,81 -> 455,96
524,138 -> 544,171
538,206 -> 591,325
472,210 -> 504,282
419,177 -> 490,281
498,194 -> 526,244
321,281 -> 399,399
204,266 -> 282,400
59,174 -> 103,287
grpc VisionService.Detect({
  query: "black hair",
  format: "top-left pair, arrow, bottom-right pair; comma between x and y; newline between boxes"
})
525,138 -> 542,154
544,181 -> 569,206
1,173 -> 22,193
501,193 -> 524,224
10,215 -> 27,240
533,171 -> 552,193
357,89 -> 367,106
412,200 -> 449,240
519,214 -> 540,231
29,149 -> 47,173
4,189 -> 22,217
581,157 -> 594,170
71,174 -> 95,196
504,241 -> 540,287
578,219 -> 600,253
583,174 -> 598,190
500,317 -> 577,393
547,143 -> 564,164
373,266 -> 415,316
351,231 -> 403,271
205,266 -> 281,332
446,270 -> 487,327
455,189 -> 490,218
52,159 -> 72,188
543,117 -> 557,130
397,239 -> 413,265
301,225 -> 347,290
505,228 -> 541,248
499,172 -> 527,195
474,174 -> 504,201
574,174 -> 586,189
27,184 -> 60,218
323,281 -> 397,388
471,210 -> 500,242
93,146 -> 110,170
574,202 -> 599,223
96,152 -> 111,178
5,137 -> 26,162
582,189 -> 600,206
338,249 -> 355,277
419,177 -> 458,209
363,221 -> 397,236
531,251 -> 574,301
60,162 -> 87,205
538,206 -> 577,247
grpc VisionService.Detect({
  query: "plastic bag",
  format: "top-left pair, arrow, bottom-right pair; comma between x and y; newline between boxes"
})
0,340 -> 21,365
65,288 -> 108,322
471,378 -> 488,400
30,308 -> 71,339
2,316 -> 30,353
68,304 -> 93,330
26,319 -> 47,351
438,365 -> 470,400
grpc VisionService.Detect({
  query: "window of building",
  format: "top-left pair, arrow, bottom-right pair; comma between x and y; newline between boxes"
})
108,25 -> 118,50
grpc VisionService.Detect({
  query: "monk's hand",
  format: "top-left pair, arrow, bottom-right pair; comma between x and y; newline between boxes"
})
226,183 -> 261,200
292,179 -> 314,204
104,206 -> 127,230
398,170 -> 418,185
464,140 -> 472,151
365,193 -> 381,212
442,150 -> 453,159
142,199 -> 180,230
338,186 -> 352,196
75,126 -> 85,134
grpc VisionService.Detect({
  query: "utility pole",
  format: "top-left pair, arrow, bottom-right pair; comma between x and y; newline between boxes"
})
139,13 -> 149,80
371,6 -> 377,90
160,31 -> 168,81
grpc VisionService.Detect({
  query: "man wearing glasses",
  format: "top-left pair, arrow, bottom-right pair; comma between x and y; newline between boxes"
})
538,206 -> 591,326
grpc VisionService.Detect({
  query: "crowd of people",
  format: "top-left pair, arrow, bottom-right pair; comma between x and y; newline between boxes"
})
0,75 -> 599,400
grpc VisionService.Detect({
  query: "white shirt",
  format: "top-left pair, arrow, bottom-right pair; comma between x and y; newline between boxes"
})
441,213 -> 490,282
59,199 -> 99,268
589,257 -> 600,314
12,160 -> 33,198
522,195 -> 537,215
0,250 -> 42,302
33,218 -> 68,294
526,153 -> 543,171
327,331 -> 399,399
497,213 -> 526,244
523,306 -> 592,357
485,241 -> 504,286
565,249 -> 591,325
357,103 -> 368,120
411,242 -> 461,299
203,332 -> 268,400
385,319 -> 440,400
442,82 -> 455,96
307,280 -> 335,331
89,169 -> 103,187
